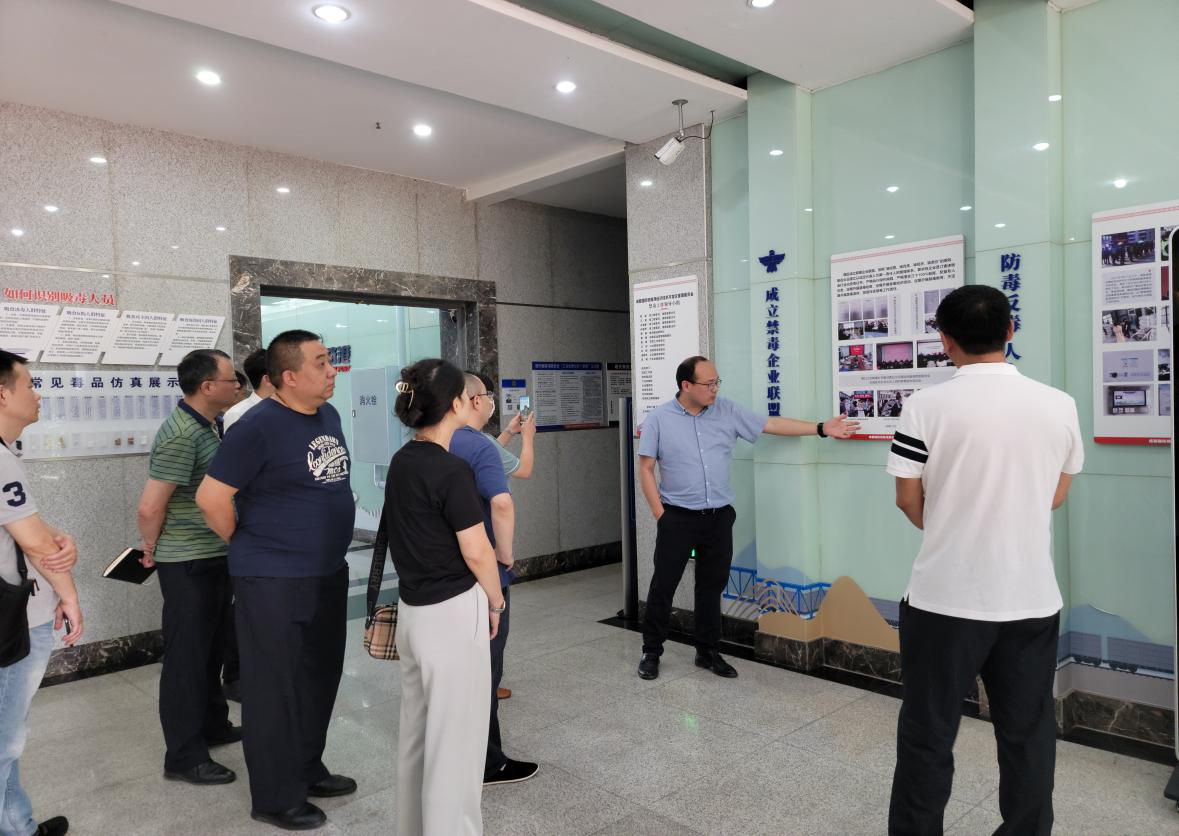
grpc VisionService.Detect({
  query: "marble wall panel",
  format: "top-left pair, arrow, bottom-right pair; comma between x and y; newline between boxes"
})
476,201 -> 552,306
556,429 -> 622,552
0,102 -> 115,269
417,180 -> 477,281
107,126 -> 248,281
337,167 -> 418,274
551,209 -> 628,311
245,149 -> 341,265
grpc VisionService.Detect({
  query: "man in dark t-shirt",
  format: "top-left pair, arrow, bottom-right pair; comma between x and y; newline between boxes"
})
197,331 -> 356,832
450,372 -> 538,787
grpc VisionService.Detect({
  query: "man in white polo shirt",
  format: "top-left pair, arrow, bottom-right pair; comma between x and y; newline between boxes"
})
885,285 -> 1083,836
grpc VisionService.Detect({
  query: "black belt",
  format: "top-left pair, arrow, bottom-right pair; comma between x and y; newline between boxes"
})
663,504 -> 730,516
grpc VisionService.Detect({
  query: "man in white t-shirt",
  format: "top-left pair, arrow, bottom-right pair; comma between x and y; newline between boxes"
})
222,349 -> 274,435
885,286 -> 1083,836
0,350 -> 83,836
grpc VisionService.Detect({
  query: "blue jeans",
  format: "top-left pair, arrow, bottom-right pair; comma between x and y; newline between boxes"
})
0,622 -> 53,836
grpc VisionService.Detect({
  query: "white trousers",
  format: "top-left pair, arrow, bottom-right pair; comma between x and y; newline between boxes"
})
397,583 -> 490,836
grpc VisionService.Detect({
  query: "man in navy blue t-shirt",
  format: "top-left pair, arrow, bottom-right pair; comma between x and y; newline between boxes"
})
197,330 -> 356,831
450,372 -> 538,787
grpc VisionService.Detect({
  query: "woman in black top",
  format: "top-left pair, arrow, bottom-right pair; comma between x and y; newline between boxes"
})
386,358 -> 504,836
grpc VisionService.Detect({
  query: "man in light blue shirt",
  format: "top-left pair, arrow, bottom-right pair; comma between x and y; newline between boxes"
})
636,356 -> 857,680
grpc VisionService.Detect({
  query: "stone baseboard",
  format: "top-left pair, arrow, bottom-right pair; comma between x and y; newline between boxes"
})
754,631 -> 1175,752
512,542 -> 621,584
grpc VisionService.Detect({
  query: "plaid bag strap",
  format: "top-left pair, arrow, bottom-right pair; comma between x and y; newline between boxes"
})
365,507 -> 389,625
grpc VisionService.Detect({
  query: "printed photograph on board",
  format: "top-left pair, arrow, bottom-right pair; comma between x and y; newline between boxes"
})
876,389 -> 913,418
916,340 -> 952,369
1161,226 -> 1174,262
838,343 -> 874,372
1161,384 -> 1172,417
1100,307 -> 1158,343
1159,348 -> 1171,381
1101,228 -> 1156,267
1102,349 -> 1154,382
1102,384 -> 1154,416
839,390 -> 875,418
877,341 -> 914,370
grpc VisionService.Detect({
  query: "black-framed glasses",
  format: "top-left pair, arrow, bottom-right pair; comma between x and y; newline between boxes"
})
689,378 -> 722,391
473,390 -> 494,401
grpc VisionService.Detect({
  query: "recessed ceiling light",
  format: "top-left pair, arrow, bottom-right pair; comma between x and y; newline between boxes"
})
44,205 -> 58,213
1048,94 -> 1062,102
170,244 -> 179,250
639,179 -> 653,187
10,228 -> 24,237
749,0 -> 775,7
312,4 -> 350,23
886,185 -> 899,193
101,274 -> 110,279
215,225 -> 227,232
884,234 -> 895,240
413,124 -> 433,138
1113,178 -> 1127,189
195,69 -> 222,86
89,156 -> 107,164
960,205 -> 973,211
555,80 -> 577,94
994,222 -> 1006,228
335,323 -> 347,328
1033,142 -> 1050,151
276,186 -> 291,194
1069,236 -> 1076,241
804,207 -> 813,212
769,149 -> 784,157
131,260 -> 140,266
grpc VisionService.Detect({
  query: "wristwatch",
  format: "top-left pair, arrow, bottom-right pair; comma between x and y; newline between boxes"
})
816,421 -> 828,438
490,600 -> 507,614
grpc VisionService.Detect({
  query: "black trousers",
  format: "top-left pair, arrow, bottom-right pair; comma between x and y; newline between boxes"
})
642,505 -> 735,655
889,600 -> 1059,836
156,557 -> 232,772
221,596 -> 239,684
484,585 -> 510,779
234,567 -> 348,813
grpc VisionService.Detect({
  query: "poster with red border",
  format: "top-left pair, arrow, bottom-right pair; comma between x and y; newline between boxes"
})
831,235 -> 964,440
1091,200 -> 1175,446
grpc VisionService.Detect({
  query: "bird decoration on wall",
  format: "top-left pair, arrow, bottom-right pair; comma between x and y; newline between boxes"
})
759,250 -> 786,273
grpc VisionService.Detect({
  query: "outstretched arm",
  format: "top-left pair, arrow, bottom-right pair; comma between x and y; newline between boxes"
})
765,415 -> 859,439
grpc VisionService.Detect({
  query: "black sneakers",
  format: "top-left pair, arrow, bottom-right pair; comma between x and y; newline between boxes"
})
34,817 -> 68,836
484,759 -> 539,786
695,650 -> 738,678
637,652 -> 660,680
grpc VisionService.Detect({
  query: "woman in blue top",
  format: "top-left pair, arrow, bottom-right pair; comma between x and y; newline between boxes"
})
386,358 -> 504,835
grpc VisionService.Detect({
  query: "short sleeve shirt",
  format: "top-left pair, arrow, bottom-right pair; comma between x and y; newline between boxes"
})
206,398 -> 355,577
384,441 -> 486,606
484,433 -> 521,477
637,396 -> 767,509
0,442 -> 58,627
148,402 -> 225,562
886,363 -> 1084,621
450,426 -> 513,587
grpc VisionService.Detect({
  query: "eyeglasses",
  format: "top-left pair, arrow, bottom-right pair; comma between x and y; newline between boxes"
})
688,378 -> 722,391
210,378 -> 240,385
472,391 -> 494,401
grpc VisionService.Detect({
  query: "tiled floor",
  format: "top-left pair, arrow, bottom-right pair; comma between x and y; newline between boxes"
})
22,564 -> 1179,834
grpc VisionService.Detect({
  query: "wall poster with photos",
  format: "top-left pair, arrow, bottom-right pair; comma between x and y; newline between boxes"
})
831,235 -> 964,439
1091,200 -> 1175,445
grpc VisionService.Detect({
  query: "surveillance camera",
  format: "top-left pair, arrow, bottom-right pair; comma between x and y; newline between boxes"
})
654,136 -> 685,166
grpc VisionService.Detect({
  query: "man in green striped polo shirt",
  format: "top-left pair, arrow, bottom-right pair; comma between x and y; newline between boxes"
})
136,349 -> 243,787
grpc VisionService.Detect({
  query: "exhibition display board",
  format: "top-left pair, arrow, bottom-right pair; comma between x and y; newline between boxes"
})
1091,200 -> 1176,445
830,235 -> 965,439
531,361 -> 604,431
632,275 -> 700,434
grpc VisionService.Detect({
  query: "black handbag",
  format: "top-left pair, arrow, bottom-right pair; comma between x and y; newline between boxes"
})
0,543 -> 35,667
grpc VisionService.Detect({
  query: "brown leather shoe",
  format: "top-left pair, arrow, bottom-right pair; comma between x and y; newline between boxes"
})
496,687 -> 512,700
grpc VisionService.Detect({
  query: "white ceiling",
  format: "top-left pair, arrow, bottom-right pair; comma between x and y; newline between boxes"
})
593,0 -> 974,91
0,0 -> 984,217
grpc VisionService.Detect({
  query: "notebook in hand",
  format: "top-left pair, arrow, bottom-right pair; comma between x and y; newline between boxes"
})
103,547 -> 156,585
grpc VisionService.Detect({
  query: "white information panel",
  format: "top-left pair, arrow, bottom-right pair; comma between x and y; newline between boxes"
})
632,275 -> 700,434
1091,200 -> 1176,445
16,368 -> 182,460
531,362 -> 604,431
606,362 -> 632,424
39,307 -> 118,364
0,303 -> 59,358
830,235 -> 964,439
160,314 -> 226,366
101,311 -> 174,365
